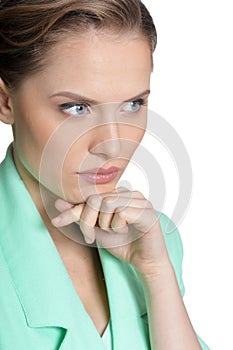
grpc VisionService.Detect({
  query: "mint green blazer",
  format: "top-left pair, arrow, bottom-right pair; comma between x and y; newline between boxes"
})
0,145 -> 210,349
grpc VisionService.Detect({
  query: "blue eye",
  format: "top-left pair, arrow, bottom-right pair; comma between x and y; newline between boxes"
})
122,99 -> 146,113
59,103 -> 90,116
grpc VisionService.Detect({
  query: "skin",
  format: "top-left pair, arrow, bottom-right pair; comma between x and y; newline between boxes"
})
0,30 -> 201,349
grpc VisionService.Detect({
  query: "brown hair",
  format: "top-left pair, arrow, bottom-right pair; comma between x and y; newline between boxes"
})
0,0 -> 157,90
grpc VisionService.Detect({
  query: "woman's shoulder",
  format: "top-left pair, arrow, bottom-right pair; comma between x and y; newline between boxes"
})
156,211 -> 184,265
155,211 -> 185,296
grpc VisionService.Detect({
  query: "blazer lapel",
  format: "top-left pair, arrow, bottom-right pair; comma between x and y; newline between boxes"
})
0,145 -> 107,350
98,245 -> 150,349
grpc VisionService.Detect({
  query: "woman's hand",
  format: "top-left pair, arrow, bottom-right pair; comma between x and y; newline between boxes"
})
51,187 -> 171,276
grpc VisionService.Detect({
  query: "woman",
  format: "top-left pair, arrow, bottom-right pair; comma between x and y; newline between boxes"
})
0,1 -> 210,349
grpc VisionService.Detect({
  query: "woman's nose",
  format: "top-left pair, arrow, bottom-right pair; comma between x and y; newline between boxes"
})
89,122 -> 121,159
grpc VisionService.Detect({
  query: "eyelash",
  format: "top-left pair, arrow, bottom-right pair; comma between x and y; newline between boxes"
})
58,98 -> 147,116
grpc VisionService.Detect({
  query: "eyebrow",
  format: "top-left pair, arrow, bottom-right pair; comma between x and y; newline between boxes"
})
50,89 -> 151,104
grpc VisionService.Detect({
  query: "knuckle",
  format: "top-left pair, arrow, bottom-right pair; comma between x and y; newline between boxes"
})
116,186 -> 128,192
98,218 -> 107,230
116,206 -> 125,216
102,196 -> 115,203
132,190 -> 144,198
102,197 -> 115,211
86,195 -> 100,210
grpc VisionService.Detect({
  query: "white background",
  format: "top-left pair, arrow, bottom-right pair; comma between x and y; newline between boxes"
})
1,1 -> 232,348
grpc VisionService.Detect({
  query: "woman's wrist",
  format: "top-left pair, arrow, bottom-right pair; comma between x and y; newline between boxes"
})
136,262 -> 202,350
134,257 -> 175,287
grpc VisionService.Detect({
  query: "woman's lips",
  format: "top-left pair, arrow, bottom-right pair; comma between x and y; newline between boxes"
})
77,167 -> 120,184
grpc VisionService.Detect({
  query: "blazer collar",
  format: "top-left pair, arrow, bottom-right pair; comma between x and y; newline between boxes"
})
0,145 -> 148,349
98,246 -> 150,349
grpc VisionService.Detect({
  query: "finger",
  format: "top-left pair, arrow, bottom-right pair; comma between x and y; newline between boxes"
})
55,198 -> 74,212
112,206 -> 159,234
51,188 -> 127,242
79,187 -> 128,242
100,188 -> 145,201
96,189 -> 146,231
98,197 -> 151,231
79,195 -> 102,243
110,208 -> 128,234
51,203 -> 85,227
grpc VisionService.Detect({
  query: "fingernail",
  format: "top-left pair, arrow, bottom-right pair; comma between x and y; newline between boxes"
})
85,236 -> 94,244
51,217 -> 61,227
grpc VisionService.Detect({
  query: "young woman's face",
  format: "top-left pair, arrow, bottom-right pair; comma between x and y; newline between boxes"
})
10,31 -> 152,203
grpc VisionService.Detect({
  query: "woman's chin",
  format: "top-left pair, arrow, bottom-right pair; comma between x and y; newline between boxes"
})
61,182 -> 119,205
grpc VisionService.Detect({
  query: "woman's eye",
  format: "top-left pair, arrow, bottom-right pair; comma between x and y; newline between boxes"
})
58,103 -> 90,116
122,99 -> 146,113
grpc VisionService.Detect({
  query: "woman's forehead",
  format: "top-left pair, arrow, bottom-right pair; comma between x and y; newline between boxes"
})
28,33 -> 152,102
46,31 -> 152,69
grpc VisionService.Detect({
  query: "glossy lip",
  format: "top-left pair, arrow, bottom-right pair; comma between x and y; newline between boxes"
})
77,166 -> 120,184
78,166 -> 120,175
